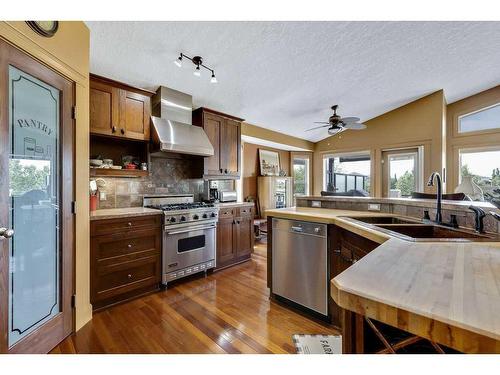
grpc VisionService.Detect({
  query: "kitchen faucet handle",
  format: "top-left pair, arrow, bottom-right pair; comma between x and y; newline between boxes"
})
468,205 -> 486,217
490,211 -> 500,221
469,205 -> 486,233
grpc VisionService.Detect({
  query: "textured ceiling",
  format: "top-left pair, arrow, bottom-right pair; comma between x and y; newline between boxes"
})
86,21 -> 500,142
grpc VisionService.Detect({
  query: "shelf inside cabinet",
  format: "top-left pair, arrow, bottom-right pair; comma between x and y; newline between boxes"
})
89,168 -> 148,178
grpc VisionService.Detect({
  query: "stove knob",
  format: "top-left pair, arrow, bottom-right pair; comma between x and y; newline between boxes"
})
193,214 -> 199,220
202,213 -> 208,219
210,212 -> 216,218
169,217 -> 176,223
180,216 -> 187,222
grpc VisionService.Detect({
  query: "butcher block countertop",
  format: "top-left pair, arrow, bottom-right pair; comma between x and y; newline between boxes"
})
90,207 -> 163,221
266,207 -> 500,353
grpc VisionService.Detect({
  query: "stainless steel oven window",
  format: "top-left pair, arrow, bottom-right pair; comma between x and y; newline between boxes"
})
177,235 -> 206,253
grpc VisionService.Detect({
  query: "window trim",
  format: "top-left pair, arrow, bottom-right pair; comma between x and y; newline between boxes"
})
322,150 -> 371,193
292,157 -> 310,196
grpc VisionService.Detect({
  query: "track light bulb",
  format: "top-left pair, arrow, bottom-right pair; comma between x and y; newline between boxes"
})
193,65 -> 201,77
210,73 -> 217,84
174,56 -> 182,68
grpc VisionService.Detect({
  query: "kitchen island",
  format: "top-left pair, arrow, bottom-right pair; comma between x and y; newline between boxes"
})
266,204 -> 500,354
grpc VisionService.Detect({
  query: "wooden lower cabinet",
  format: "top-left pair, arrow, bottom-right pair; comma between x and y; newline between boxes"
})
90,215 -> 162,311
215,206 -> 254,270
329,226 -> 380,327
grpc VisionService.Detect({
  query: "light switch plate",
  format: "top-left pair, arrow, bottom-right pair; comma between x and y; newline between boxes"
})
100,192 -> 107,201
368,203 -> 380,211
311,201 -> 322,208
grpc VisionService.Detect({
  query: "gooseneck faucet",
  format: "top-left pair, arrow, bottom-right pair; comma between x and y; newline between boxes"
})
427,172 -> 442,224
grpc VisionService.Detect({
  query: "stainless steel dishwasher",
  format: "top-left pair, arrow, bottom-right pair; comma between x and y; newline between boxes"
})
272,218 -> 328,316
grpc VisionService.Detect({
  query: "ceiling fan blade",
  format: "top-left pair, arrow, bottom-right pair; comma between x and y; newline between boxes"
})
313,121 -> 330,124
340,117 -> 360,123
306,124 -> 331,131
344,122 -> 367,130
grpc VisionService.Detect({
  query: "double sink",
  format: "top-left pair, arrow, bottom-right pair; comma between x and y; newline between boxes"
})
342,215 -> 497,241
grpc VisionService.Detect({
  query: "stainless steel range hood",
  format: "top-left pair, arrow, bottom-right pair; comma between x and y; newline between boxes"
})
150,86 -> 214,157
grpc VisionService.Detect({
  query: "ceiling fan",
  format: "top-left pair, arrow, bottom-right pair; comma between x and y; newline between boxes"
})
307,105 -> 367,135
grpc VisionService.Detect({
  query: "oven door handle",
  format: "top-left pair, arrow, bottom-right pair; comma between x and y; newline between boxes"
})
166,224 -> 216,235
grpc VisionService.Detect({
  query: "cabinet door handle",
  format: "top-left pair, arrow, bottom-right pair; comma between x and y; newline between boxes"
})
120,128 -> 125,135
127,244 -> 132,248
127,222 -> 132,227
333,249 -> 341,254
127,274 -> 132,279
112,125 -> 117,133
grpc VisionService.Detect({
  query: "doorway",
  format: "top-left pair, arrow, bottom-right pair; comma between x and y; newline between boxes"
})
382,147 -> 422,198
0,39 -> 75,353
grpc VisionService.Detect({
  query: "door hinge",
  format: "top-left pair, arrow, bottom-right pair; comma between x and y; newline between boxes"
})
71,294 -> 76,308
71,201 -> 77,214
72,106 -> 77,120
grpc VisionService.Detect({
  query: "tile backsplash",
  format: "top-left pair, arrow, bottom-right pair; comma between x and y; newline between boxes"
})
94,157 -> 205,209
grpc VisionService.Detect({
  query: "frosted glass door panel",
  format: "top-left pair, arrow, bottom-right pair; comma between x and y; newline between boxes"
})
8,66 -> 60,347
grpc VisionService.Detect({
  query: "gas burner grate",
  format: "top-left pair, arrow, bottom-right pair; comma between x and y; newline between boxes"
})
146,202 -> 215,211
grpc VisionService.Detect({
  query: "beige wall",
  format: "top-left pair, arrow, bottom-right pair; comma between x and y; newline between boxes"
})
313,91 -> 447,196
242,122 -> 315,151
446,85 -> 500,191
242,142 -> 291,202
0,22 -> 91,330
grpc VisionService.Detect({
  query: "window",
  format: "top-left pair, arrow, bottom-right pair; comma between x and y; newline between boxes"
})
323,152 -> 371,194
458,148 -> 500,204
383,148 -> 422,198
458,103 -> 500,133
292,157 -> 309,196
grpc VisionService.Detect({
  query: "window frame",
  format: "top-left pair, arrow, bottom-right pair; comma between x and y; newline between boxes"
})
292,157 -> 310,196
457,101 -> 500,135
322,150 -> 371,193
458,145 -> 500,184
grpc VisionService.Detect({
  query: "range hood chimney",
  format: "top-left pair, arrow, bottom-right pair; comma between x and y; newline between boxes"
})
150,86 -> 214,157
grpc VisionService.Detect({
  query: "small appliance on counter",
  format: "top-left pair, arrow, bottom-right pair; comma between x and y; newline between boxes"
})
202,180 -> 237,203
219,191 -> 237,203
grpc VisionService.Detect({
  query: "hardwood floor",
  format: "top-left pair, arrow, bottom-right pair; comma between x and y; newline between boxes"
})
51,242 -> 339,354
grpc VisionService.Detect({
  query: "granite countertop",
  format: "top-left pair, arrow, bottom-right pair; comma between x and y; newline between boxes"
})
90,207 -> 163,221
266,206 -> 500,353
296,195 -> 498,210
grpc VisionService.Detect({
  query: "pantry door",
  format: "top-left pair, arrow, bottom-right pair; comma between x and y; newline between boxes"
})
0,39 -> 74,353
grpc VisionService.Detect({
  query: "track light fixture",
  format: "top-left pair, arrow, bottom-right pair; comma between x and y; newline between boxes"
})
173,53 -> 217,83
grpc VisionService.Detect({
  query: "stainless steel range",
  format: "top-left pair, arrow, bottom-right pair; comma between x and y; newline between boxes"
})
143,195 -> 218,286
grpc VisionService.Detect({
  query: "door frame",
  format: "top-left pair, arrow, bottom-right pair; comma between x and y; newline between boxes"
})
0,39 -> 75,354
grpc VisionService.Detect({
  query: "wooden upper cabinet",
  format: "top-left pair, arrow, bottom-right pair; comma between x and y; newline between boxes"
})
192,107 -> 243,179
203,113 -> 222,175
90,74 -> 153,141
120,90 -> 151,141
220,118 -> 241,176
90,80 -> 119,136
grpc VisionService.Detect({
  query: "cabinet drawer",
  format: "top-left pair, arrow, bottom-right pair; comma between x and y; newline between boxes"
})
218,208 -> 234,218
91,215 -> 161,236
93,228 -> 160,261
238,206 -> 254,217
94,256 -> 159,302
